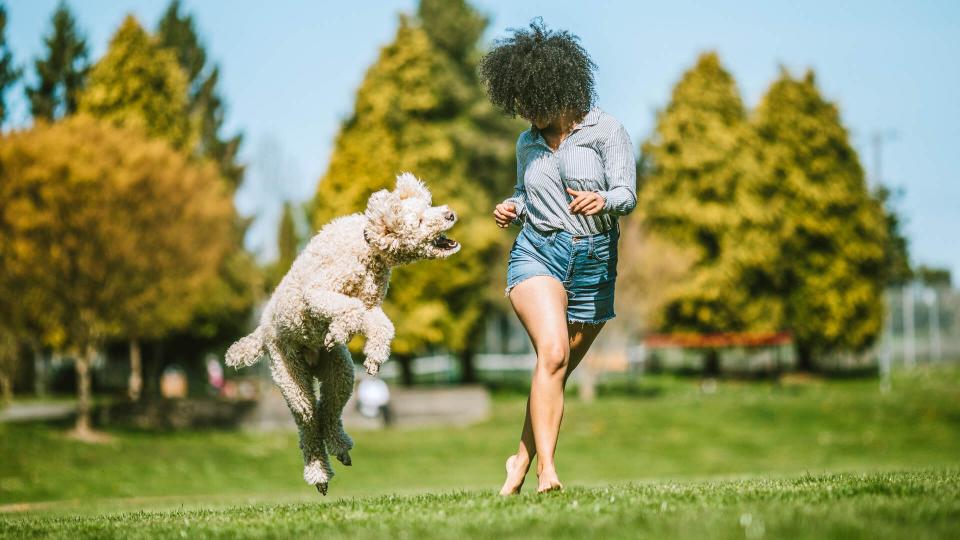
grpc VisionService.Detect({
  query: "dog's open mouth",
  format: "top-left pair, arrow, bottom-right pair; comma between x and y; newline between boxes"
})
431,233 -> 459,251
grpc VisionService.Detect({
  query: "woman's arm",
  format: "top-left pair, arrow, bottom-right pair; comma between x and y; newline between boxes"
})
502,138 -> 528,225
596,124 -> 637,216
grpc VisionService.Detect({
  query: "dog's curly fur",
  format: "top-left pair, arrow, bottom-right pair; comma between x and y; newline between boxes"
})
225,173 -> 460,495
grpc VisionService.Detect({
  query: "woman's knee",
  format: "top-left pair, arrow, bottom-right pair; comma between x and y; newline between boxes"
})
535,341 -> 569,376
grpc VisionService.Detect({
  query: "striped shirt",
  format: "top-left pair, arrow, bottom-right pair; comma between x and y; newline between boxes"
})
503,107 -> 637,235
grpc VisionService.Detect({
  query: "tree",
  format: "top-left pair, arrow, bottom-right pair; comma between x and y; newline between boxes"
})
0,325 -> 18,404
78,15 -> 193,149
112,146 -> 236,401
873,185 -> 912,285
267,201 -> 301,290
152,2 -> 256,392
312,3 -> 520,384
0,1 -> 21,125
613,218 -> 696,338
156,0 -> 244,187
24,1 -> 89,121
0,115 -> 234,434
417,0 -> 486,65
751,69 -> 888,369
638,52 -> 778,373
916,266 -> 951,288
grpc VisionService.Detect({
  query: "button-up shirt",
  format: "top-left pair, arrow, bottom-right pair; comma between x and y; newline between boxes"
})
503,107 -> 637,235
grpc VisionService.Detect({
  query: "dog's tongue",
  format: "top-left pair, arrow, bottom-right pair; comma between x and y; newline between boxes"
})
433,234 -> 458,249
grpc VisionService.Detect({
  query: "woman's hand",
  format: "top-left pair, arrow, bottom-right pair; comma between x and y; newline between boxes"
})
494,202 -> 518,228
566,188 -> 605,216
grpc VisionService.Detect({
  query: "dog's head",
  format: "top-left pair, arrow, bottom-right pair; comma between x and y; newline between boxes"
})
363,173 -> 460,262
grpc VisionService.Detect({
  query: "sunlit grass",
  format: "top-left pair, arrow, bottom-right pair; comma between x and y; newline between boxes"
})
1,366 -> 958,537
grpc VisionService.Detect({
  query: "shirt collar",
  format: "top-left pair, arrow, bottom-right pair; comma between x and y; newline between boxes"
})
577,107 -> 601,128
529,107 -> 601,143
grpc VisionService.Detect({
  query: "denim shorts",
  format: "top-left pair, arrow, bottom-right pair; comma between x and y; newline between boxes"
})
505,223 -> 619,325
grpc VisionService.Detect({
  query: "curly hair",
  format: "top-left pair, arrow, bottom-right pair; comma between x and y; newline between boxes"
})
478,18 -> 597,121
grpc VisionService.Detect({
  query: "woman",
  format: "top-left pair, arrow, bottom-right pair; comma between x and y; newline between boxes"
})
478,20 -> 637,495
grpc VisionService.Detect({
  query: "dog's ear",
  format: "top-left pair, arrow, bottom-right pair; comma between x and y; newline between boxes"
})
394,172 -> 432,204
364,188 -> 404,250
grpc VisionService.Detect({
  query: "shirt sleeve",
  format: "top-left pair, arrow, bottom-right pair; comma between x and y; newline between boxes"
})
596,123 -> 637,216
502,137 -> 527,226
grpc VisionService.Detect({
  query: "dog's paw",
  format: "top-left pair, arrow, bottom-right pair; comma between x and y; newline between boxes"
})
323,324 -> 350,349
304,460 -> 331,487
363,359 -> 380,376
336,451 -> 352,467
316,482 -> 328,496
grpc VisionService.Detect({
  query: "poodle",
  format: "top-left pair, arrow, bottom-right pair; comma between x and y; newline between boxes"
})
225,173 -> 460,495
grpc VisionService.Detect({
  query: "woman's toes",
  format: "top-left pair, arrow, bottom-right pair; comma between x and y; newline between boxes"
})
499,455 -> 527,496
536,468 -> 563,493
537,480 -> 563,493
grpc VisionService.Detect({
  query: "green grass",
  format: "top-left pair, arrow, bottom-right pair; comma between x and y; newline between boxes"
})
3,470 -> 958,539
1,366 -> 958,538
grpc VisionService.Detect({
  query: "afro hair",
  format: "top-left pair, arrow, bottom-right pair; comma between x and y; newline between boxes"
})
478,18 -> 597,121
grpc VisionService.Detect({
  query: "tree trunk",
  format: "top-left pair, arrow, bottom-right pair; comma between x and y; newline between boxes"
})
796,342 -> 816,372
397,354 -> 415,387
458,323 -> 486,384
145,341 -> 164,400
577,362 -> 597,403
704,349 -> 720,376
32,344 -> 47,397
74,345 -> 94,436
0,373 -> 11,405
458,349 -> 477,384
128,338 -> 142,401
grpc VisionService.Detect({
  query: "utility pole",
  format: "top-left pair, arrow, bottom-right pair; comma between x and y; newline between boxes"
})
870,130 -> 898,187
903,283 -> 916,369
871,129 -> 901,378
879,293 -> 893,393
923,287 -> 942,363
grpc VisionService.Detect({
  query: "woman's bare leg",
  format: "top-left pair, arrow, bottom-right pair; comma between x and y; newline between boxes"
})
499,276 -> 606,494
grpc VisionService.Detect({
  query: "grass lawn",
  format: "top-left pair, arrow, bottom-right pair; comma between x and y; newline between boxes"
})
3,470 -> 957,539
1,366 -> 958,538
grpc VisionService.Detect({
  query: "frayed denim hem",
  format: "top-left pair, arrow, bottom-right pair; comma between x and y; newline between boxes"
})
567,313 -> 616,326
504,273 -> 560,297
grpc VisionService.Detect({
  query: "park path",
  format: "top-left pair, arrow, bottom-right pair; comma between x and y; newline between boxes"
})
0,401 -> 75,423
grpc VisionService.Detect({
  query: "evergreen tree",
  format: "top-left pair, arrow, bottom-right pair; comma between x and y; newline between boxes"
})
156,0 -> 244,187
312,4 -> 520,383
267,201 -> 301,290
916,265 -> 950,287
417,0 -> 486,65
0,2 -> 22,124
153,2 -> 256,386
78,15 -> 193,149
276,202 -> 300,274
873,185 -> 912,285
751,69 -> 888,369
0,3 -> 20,124
25,1 -> 89,121
639,53 -> 779,364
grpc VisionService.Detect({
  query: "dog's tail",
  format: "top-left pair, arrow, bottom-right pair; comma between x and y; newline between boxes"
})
225,326 -> 267,368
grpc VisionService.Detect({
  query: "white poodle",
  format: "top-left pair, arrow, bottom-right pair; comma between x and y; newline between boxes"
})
225,173 -> 460,495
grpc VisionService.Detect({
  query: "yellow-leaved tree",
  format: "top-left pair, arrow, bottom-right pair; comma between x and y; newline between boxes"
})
0,115 -> 234,436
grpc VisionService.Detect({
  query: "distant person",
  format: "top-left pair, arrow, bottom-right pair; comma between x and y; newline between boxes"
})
356,376 -> 392,426
479,19 -> 637,495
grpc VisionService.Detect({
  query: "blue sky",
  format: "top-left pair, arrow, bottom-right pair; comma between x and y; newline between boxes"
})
4,1 -> 959,277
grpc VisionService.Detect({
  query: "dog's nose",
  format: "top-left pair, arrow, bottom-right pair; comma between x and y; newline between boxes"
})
444,210 -> 456,221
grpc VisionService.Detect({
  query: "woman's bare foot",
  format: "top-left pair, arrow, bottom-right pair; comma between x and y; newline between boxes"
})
499,455 -> 529,496
536,466 -> 563,493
